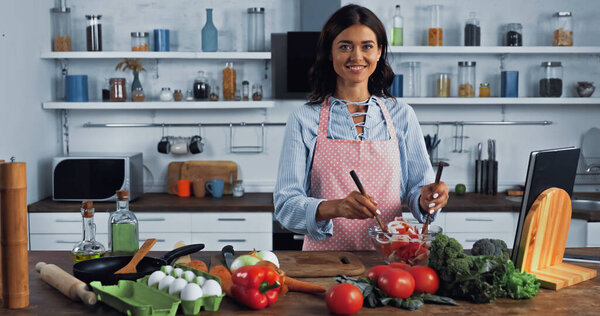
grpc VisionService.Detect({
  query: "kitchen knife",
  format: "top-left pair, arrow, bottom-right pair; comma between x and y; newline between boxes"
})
492,140 -> 498,195
221,245 -> 235,270
475,142 -> 482,193
487,139 -> 494,195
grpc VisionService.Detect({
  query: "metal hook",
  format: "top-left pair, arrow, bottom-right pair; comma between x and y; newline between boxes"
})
161,124 -> 165,138
10,156 -> 15,162
197,123 -> 202,138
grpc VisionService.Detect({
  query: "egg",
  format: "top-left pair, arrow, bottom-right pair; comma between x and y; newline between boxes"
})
161,265 -> 173,275
193,276 -> 206,286
182,270 -> 196,282
181,283 -> 203,301
148,270 -> 166,286
158,275 -> 175,291
169,278 -> 188,295
201,279 -> 222,296
172,267 -> 184,278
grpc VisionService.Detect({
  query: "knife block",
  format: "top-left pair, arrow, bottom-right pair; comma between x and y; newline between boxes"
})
515,188 -> 597,290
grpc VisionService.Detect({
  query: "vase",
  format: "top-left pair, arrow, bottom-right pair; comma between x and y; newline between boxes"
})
131,71 -> 142,92
202,8 -> 218,52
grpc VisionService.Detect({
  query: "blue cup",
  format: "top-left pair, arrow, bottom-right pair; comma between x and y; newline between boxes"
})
501,71 -> 519,97
65,75 -> 88,102
153,29 -> 170,51
390,74 -> 403,97
205,179 -> 225,198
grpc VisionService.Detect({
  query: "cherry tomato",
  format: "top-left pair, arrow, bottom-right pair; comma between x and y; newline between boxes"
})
378,268 -> 415,299
389,262 -> 411,270
366,265 -> 390,281
325,283 -> 363,315
408,266 -> 440,294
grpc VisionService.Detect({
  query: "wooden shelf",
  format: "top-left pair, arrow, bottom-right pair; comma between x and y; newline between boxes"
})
42,100 -> 275,110
388,46 -> 600,54
399,97 -> 600,105
41,51 -> 271,60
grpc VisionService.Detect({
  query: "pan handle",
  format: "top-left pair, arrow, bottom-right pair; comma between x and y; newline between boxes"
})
160,243 -> 205,264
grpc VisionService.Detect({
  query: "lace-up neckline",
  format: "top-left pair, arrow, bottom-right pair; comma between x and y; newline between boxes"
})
335,97 -> 371,140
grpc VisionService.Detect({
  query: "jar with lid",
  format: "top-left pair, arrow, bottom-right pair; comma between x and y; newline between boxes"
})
159,87 -> 173,101
553,12 -> 572,46
247,7 -> 265,51
85,15 -> 102,51
458,61 -> 476,97
539,61 -> 563,97
505,23 -> 522,46
222,62 -> 236,100
403,61 -> 421,97
173,89 -> 183,101
185,89 -> 194,101
72,201 -> 106,262
428,5 -> 443,46
252,84 -> 263,101
209,86 -> 220,101
436,73 -> 450,97
242,81 -> 250,100
479,83 -> 490,97
232,180 -> 245,197
193,71 -> 211,100
132,87 -> 145,102
131,32 -> 149,51
51,0 -> 71,51
464,12 -> 480,46
110,78 -> 126,102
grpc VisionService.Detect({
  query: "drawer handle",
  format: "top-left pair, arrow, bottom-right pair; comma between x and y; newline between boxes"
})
218,239 -> 247,243
55,219 -> 80,223
218,218 -> 247,222
56,240 -> 79,244
142,239 -> 166,243
465,218 -> 494,222
138,218 -> 166,222
293,235 -> 305,241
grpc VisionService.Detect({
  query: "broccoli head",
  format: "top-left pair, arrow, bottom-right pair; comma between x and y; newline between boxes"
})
471,238 -> 509,259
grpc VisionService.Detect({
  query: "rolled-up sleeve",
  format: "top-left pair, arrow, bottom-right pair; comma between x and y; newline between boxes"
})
273,108 -> 333,241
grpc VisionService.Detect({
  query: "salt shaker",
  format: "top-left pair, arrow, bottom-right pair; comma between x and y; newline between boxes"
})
232,180 -> 244,197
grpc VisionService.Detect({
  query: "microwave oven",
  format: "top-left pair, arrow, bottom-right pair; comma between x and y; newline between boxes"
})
52,153 -> 143,201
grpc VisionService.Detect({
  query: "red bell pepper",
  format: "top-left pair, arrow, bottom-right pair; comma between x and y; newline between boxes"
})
231,265 -> 282,309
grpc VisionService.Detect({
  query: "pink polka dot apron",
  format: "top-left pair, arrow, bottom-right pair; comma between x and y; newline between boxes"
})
303,97 -> 402,251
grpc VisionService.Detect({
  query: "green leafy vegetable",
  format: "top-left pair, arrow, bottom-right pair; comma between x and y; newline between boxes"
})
504,260 -> 540,299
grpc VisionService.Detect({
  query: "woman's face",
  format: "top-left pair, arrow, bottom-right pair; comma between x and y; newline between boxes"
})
331,24 -> 382,86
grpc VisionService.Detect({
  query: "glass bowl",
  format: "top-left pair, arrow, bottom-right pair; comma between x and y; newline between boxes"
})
368,223 -> 442,265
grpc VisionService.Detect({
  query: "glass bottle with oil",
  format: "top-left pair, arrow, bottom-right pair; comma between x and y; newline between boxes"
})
72,201 -> 106,262
108,190 -> 139,255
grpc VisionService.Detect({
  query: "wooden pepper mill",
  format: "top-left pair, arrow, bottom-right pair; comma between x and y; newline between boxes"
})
0,162 -> 29,308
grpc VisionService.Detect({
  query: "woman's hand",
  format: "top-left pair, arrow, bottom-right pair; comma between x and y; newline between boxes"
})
419,181 -> 449,215
316,191 -> 379,221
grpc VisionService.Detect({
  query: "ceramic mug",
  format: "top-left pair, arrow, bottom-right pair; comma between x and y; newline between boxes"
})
157,136 -> 170,154
171,139 -> 188,155
189,135 -> 204,154
192,178 -> 206,198
173,179 -> 191,197
205,179 -> 224,198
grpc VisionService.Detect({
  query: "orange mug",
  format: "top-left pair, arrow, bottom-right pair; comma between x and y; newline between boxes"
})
173,179 -> 191,197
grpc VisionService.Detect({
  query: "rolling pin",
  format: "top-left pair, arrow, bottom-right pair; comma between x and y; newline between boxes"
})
35,262 -> 97,305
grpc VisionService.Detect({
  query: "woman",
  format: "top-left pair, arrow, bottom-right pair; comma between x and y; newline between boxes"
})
274,4 -> 449,251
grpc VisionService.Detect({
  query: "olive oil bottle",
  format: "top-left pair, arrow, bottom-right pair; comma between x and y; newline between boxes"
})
72,201 -> 106,262
108,190 -> 139,256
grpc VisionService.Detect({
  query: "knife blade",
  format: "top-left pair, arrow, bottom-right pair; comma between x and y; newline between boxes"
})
221,245 -> 235,270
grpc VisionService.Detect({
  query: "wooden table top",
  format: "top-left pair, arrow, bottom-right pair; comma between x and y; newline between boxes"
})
2,249 -> 599,315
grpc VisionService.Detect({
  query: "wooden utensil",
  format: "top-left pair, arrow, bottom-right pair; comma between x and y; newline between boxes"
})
114,238 -> 156,274
35,262 -> 96,305
349,170 -> 388,233
423,162 -> 444,234
181,161 -> 238,195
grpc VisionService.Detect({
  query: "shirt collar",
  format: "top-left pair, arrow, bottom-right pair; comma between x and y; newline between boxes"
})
329,95 -> 379,108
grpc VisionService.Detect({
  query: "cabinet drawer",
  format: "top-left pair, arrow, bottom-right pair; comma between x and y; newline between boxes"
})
191,233 -> 272,251
29,213 -> 109,234
445,212 -> 517,233
446,232 -> 515,250
30,233 -> 108,251
137,213 -> 191,233
191,212 -> 272,233
139,233 -> 192,251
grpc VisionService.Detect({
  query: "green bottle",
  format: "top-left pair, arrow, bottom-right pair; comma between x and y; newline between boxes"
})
392,5 -> 403,46
108,190 -> 139,256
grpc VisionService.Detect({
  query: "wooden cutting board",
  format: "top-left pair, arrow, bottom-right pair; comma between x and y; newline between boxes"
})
180,161 -> 237,195
166,161 -> 184,195
211,251 -> 365,277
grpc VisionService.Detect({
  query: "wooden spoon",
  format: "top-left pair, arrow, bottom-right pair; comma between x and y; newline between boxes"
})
422,162 -> 444,234
114,238 -> 157,274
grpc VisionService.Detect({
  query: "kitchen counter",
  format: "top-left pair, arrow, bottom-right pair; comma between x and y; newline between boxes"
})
3,249 -> 599,315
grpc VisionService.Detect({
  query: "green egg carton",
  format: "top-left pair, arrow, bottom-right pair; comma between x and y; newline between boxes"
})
137,263 -> 225,314
90,280 -> 180,316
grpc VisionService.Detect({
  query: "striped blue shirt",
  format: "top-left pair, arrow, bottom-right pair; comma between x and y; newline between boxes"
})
273,96 -> 436,241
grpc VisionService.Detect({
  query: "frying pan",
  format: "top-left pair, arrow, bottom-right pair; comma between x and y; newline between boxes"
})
73,243 -> 204,284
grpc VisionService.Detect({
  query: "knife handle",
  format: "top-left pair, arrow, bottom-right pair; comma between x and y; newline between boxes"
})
221,245 -> 234,256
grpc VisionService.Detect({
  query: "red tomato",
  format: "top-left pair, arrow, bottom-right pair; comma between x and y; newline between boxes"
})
408,266 -> 440,294
325,283 -> 363,315
366,265 -> 390,281
389,262 -> 411,270
378,268 -> 415,299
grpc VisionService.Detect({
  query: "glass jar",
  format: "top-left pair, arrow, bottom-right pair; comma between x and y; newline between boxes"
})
109,78 -> 126,102
85,15 -> 102,51
108,190 -> 139,256
458,61 -> 476,97
252,84 -> 263,101
72,201 -> 106,262
222,62 -> 236,100
51,0 -> 71,51
160,87 -> 173,101
132,87 -> 145,102
428,5 -> 443,46
247,7 -> 265,51
102,78 -> 110,101
232,180 -> 244,197
479,83 -> 490,97
131,32 -> 149,51
436,73 -> 450,97
242,81 -> 250,101
173,89 -> 183,101
553,12 -> 573,46
403,61 -> 421,97
539,61 -> 563,97
185,89 -> 194,101
506,23 -> 522,46
464,12 -> 480,46
193,71 -> 211,100
209,86 -> 220,101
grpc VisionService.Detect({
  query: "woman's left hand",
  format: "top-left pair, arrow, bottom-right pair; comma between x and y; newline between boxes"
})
419,181 -> 449,215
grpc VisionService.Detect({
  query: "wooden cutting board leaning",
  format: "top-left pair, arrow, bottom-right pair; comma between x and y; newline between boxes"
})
167,161 -> 238,195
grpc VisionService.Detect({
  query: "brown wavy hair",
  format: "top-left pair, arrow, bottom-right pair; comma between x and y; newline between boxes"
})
307,4 -> 395,105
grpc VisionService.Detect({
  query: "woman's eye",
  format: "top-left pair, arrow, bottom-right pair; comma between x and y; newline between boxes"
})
362,44 -> 373,50
339,45 -> 351,50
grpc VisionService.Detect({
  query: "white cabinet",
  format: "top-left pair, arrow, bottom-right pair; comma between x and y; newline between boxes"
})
444,212 -> 518,249
587,222 -> 600,247
566,219 -> 588,248
191,212 -> 273,251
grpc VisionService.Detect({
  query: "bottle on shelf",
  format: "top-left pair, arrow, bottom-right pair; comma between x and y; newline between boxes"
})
108,190 -> 139,256
51,0 -> 71,52
428,5 -> 443,46
222,62 -> 236,101
72,201 -> 106,262
202,8 -> 218,52
391,5 -> 403,46
464,12 -> 480,46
